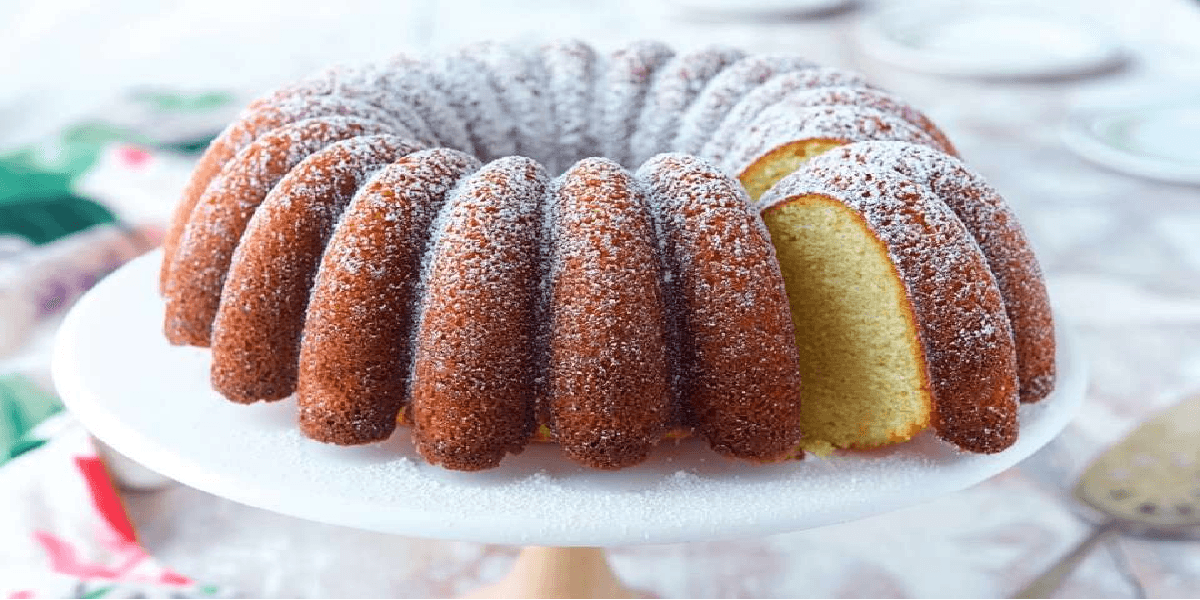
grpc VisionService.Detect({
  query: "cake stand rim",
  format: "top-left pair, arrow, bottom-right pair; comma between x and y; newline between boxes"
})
52,251 -> 1087,546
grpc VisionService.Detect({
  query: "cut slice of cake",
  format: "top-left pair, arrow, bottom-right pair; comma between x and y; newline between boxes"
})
759,160 -> 1020,455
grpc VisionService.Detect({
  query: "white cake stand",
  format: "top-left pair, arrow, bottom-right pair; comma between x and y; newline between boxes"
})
53,252 -> 1086,597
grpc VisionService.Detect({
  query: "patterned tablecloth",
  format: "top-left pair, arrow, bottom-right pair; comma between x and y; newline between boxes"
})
3,0 -> 1200,597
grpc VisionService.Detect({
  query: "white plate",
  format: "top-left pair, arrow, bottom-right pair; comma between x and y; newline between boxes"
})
1063,90 -> 1200,186
52,251 -> 1086,546
667,0 -> 853,19
857,1 -> 1125,79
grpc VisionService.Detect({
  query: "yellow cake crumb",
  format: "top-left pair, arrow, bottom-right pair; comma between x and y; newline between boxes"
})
739,139 -> 844,202
763,194 -> 932,451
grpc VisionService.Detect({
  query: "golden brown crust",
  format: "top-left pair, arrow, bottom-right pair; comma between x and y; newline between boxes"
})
546,158 -> 673,469
298,149 -> 481,445
409,157 -> 548,471
637,154 -> 804,461
761,162 -> 1020,453
159,97 -> 395,292
209,135 -> 421,403
163,117 -> 391,347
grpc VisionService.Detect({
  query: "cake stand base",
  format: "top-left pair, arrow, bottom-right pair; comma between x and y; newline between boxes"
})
465,547 -> 640,599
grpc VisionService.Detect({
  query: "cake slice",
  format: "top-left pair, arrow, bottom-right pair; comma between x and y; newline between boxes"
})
817,141 -> 1055,404
759,159 -> 1020,454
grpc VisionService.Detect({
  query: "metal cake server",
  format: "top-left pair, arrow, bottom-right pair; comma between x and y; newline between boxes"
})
1015,393 -> 1200,598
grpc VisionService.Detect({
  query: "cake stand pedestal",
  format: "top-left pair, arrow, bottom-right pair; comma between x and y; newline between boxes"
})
52,253 -> 1087,597
463,547 -> 638,598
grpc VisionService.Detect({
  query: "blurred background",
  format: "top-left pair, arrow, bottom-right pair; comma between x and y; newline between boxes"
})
2,0 -> 1199,597
2,0 -> 1199,151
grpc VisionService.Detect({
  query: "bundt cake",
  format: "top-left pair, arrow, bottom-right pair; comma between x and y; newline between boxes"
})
160,40 -> 1055,471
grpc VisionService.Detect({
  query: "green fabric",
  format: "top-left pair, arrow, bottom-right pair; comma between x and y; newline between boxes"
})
131,90 -> 234,113
0,89 -> 229,458
0,121 -> 142,244
80,585 -> 116,598
0,374 -> 63,465
0,194 -> 116,245
0,94 -> 227,244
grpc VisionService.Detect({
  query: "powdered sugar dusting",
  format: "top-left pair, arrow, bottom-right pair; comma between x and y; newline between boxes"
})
672,54 -> 817,156
725,104 -> 939,177
250,62 -> 440,148
296,148 -> 482,445
165,116 -> 393,346
538,40 -> 596,174
210,134 -> 422,403
637,153 -> 803,459
773,88 -> 955,157
336,65 -> 441,148
430,44 -> 518,161
162,94 -> 402,287
468,43 -> 557,165
544,157 -> 673,468
629,47 -> 745,168
241,95 -> 399,144
700,68 -> 876,166
591,41 -> 675,167
408,157 -> 549,470
223,132 -> 424,293
376,54 -> 475,154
